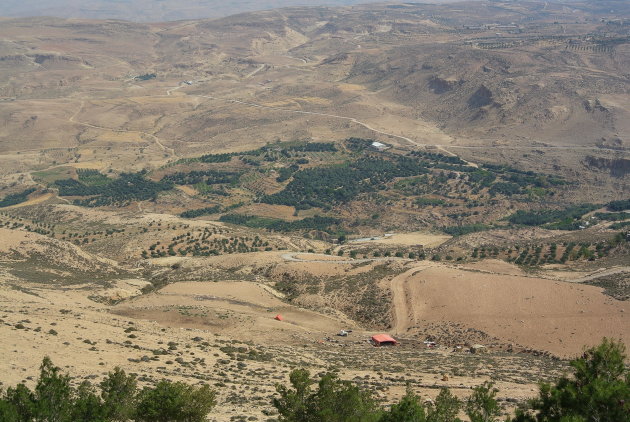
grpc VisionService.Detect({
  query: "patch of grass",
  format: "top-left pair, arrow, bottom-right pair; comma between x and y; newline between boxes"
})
76,169 -> 112,186
32,166 -> 76,184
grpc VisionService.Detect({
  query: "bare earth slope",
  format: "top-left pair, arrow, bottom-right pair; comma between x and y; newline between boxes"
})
0,0 -> 381,22
390,262 -> 630,357
0,1 -> 628,198
0,210 -> 628,419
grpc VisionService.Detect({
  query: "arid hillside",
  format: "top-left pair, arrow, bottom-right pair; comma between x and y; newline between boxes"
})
0,1 -> 628,191
1,208 -> 628,420
0,0 -> 380,22
1,2 -> 629,420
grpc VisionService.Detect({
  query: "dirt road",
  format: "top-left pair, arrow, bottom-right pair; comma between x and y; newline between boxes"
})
390,265 -> 434,335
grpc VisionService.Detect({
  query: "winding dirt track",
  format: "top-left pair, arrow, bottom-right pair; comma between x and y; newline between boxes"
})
281,252 -> 409,264
184,87 -> 626,156
390,265 -> 434,335
571,266 -> 630,283
68,100 -> 176,157
194,93 -> 422,147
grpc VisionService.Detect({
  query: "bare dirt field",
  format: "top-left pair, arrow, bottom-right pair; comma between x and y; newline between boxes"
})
0,260 -> 573,420
350,232 -> 451,248
113,281 -> 354,343
391,262 -> 630,357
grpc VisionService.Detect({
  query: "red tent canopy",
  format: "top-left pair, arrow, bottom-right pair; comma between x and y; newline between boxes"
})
371,334 -> 398,346
274,314 -> 284,321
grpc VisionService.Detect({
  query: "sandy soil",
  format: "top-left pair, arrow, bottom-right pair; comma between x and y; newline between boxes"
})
0,230 -> 604,420
391,262 -> 629,357
5,192 -> 54,209
175,185 -> 199,196
0,275 -> 557,420
292,253 -> 348,261
235,203 -> 300,220
113,281 -> 355,343
539,267 -> 593,281
459,259 -> 527,276
151,251 -> 287,270
1,5 -> 629,419
0,228 -> 33,253
350,232 -> 451,248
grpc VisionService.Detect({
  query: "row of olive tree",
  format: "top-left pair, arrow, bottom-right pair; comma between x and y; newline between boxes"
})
274,338 -> 630,422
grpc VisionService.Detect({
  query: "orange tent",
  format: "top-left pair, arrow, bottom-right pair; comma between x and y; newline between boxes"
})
371,334 -> 398,346
274,314 -> 284,321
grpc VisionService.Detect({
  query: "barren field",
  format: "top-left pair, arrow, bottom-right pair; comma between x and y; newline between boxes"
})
0,1 -> 628,191
390,262 -> 630,357
0,206 -> 628,420
349,232 -> 452,248
0,277 -> 567,420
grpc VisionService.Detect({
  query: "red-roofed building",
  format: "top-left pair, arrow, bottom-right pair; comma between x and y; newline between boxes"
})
371,334 -> 398,346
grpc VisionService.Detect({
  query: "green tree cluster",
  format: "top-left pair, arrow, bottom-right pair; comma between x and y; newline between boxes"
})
180,205 -> 222,219
55,171 -> 173,207
285,142 -> 338,153
161,170 -> 240,186
0,357 -> 216,422
219,214 -> 339,232
0,188 -> 36,208
273,369 -> 381,422
442,223 -> 491,237
508,204 -> 599,228
512,338 -> 630,422
275,339 -> 630,422
262,157 -> 429,209
607,198 -> 630,212
274,369 -> 497,422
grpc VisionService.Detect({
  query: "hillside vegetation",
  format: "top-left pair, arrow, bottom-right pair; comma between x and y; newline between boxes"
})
2,339 -> 628,421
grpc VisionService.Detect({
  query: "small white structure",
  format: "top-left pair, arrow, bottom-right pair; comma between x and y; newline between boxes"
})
371,141 -> 389,151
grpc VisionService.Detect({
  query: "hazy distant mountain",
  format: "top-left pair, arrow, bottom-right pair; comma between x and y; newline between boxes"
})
0,0 -> 383,22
